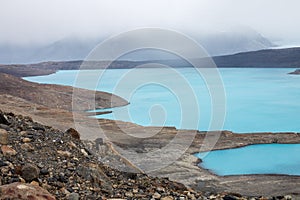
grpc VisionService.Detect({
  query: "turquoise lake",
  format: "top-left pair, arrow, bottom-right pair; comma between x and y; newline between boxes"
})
25,68 -> 300,175
25,68 -> 300,133
196,144 -> 300,176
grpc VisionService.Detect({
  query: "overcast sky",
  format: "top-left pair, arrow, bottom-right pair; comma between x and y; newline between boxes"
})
1,0 -> 300,46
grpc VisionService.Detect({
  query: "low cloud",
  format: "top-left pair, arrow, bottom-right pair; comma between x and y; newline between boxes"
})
1,0 -> 300,46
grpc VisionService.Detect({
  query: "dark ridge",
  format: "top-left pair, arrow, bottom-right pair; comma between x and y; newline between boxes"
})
1,47 -> 300,77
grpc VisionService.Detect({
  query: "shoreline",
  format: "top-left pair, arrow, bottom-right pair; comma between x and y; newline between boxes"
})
1,60 -> 299,78
95,118 -> 300,196
2,110 -> 297,199
0,70 -> 300,197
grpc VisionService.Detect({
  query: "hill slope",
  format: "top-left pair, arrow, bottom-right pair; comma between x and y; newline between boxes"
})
213,47 -> 300,68
0,73 -> 128,111
1,47 -> 300,78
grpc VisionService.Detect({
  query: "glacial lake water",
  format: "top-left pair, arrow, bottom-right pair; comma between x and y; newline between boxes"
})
24,68 -> 300,133
196,144 -> 300,176
25,68 -> 300,176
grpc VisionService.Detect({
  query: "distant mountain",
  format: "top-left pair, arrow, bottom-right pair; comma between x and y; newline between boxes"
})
0,37 -> 102,64
1,47 -> 300,78
197,28 -> 275,56
149,47 -> 300,68
32,37 -> 100,62
0,28 -> 275,64
213,47 -> 300,68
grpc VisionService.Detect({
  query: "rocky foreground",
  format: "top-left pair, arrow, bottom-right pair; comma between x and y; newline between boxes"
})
0,110 -> 294,200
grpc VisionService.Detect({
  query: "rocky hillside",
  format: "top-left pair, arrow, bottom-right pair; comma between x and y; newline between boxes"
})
0,73 -> 128,111
1,47 -> 300,79
0,110 -> 283,200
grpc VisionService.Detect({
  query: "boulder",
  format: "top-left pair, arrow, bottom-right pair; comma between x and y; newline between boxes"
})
0,182 -> 55,200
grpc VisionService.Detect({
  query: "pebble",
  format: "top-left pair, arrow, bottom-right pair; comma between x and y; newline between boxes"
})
161,196 -> 174,200
68,141 -> 77,149
132,188 -> 138,193
223,195 -> 238,200
0,124 -> 9,131
1,145 -> 17,156
30,181 -> 39,186
40,168 -> 49,175
32,125 -> 45,131
21,163 -> 40,182
19,177 -> 26,183
156,186 -> 165,193
188,193 -> 196,200
284,195 -> 292,200
125,191 -> 134,197
20,131 -> 28,136
57,150 -> 72,157
20,143 -> 34,151
0,160 -> 8,167
58,172 -> 68,183
60,187 -> 70,195
152,192 -> 161,199
0,129 -> 8,145
22,137 -> 31,143
66,128 -> 80,140
81,148 -> 89,157
0,113 -> 9,125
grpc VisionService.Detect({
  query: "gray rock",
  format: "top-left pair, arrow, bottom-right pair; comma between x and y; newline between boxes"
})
223,195 -> 238,200
0,124 -> 9,130
125,191 -> 134,197
67,192 -> 80,200
77,164 -> 112,192
20,143 -> 34,152
152,192 -> 161,199
40,168 -> 49,175
0,113 -> 9,125
95,138 -> 104,150
21,163 -> 40,182
0,128 -> 8,145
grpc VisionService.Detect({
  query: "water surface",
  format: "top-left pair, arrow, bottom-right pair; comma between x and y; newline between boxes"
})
196,144 -> 300,176
25,68 -> 300,133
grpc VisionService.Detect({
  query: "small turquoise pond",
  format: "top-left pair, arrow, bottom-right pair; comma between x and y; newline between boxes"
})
195,143 -> 300,176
